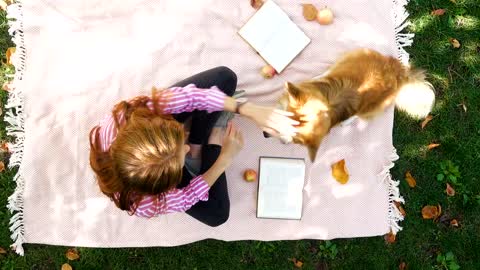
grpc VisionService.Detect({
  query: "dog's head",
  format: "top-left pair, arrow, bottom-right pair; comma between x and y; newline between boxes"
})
277,81 -> 332,162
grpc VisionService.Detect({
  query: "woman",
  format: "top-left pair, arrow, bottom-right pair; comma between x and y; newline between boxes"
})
89,66 -> 298,227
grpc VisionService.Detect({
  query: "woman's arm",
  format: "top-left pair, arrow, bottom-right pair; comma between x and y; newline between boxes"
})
223,97 -> 299,138
134,175 -> 211,217
155,85 -> 297,138
154,84 -> 227,114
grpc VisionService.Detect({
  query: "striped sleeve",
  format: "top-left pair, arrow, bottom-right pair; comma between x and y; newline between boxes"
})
96,114 -> 120,152
95,84 -> 227,152
133,176 -> 210,217
151,84 -> 227,114
164,175 -> 210,213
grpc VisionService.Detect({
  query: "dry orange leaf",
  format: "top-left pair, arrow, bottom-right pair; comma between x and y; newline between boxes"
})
427,143 -> 441,150
5,47 -> 15,65
399,262 -> 407,270
384,231 -> 396,244
405,171 -> 416,188
395,201 -> 406,217
302,4 -> 318,21
0,142 -> 8,153
422,205 -> 441,220
0,247 -> 6,254
0,161 -> 5,173
2,81 -> 12,91
250,0 -> 264,10
449,38 -> 461,48
289,258 -> 304,268
331,159 -> 349,184
421,115 -> 433,129
431,9 -> 446,16
65,248 -> 80,261
61,263 -> 73,270
450,219 -> 459,227
446,183 -> 455,196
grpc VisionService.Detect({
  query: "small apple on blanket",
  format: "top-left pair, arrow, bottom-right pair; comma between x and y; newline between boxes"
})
302,4 -> 334,25
243,169 -> 258,182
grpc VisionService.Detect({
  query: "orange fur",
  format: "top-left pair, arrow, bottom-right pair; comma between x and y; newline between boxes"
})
278,48 -> 434,161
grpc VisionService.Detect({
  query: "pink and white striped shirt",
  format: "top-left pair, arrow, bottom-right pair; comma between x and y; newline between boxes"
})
93,84 -> 227,218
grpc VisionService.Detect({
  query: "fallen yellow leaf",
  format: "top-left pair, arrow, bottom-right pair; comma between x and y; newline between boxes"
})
384,230 -> 396,244
450,219 -> 459,227
421,115 -> 433,129
0,247 -> 6,254
446,183 -> 455,196
431,9 -> 446,16
449,38 -> 461,48
65,248 -> 80,261
288,258 -> 304,268
302,4 -> 318,21
0,161 -> 5,173
395,201 -> 406,217
2,81 -> 12,91
422,205 -> 441,220
331,159 -> 349,184
427,143 -> 440,150
0,142 -> 8,153
61,263 -> 73,270
6,47 -> 15,65
405,171 -> 416,188
250,0 -> 264,10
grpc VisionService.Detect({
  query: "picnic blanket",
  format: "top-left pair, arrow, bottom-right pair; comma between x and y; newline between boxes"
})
6,0 -> 413,255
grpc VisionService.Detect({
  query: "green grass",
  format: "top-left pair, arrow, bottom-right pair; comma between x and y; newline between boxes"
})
1,0 -> 479,269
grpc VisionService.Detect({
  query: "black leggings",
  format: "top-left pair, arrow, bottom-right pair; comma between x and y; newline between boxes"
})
172,66 -> 237,227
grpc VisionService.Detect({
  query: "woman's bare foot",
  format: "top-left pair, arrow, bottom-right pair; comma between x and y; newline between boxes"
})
208,127 -> 225,146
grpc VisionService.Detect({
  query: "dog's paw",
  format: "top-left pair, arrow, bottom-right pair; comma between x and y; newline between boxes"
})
340,116 -> 358,126
280,135 -> 293,144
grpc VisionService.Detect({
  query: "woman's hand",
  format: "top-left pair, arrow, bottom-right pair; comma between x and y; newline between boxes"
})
202,123 -> 244,187
239,102 -> 298,138
219,122 -> 244,162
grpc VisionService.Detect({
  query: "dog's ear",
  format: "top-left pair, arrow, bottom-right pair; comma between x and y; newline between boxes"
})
305,130 -> 327,162
307,140 -> 320,162
285,82 -> 302,100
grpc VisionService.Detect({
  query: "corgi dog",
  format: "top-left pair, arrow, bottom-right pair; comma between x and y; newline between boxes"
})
271,48 -> 435,161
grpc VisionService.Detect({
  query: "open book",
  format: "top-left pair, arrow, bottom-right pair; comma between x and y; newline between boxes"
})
238,0 -> 311,73
257,157 -> 306,220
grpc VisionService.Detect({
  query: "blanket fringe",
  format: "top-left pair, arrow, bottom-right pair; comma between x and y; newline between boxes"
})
383,0 -> 414,235
379,149 -> 405,234
392,0 -> 415,65
5,2 -> 27,256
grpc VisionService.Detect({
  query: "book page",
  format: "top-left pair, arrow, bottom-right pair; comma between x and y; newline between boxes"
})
238,0 -> 310,72
259,20 -> 310,73
257,157 -> 305,220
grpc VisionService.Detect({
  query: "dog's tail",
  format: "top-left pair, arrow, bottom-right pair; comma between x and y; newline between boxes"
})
395,69 -> 435,119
